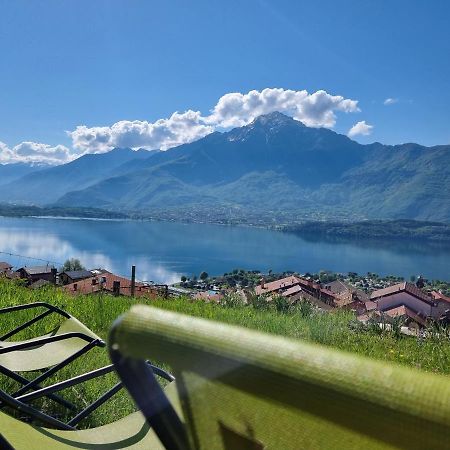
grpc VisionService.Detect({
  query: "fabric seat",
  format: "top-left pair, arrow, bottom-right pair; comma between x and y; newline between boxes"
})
0,382 -> 181,449
110,305 -> 450,450
0,316 -> 102,372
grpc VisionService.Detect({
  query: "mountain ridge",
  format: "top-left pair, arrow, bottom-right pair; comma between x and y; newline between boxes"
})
2,112 -> 449,221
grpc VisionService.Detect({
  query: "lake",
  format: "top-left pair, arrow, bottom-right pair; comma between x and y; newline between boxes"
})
0,216 -> 449,283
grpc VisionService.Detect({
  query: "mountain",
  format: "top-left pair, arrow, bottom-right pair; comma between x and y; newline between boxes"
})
56,112 -> 450,221
57,112 -> 368,209
0,148 -> 156,205
4,112 -> 450,221
0,162 -> 48,186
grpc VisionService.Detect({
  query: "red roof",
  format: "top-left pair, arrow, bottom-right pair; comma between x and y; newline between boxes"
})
383,305 -> 427,326
281,285 -> 302,297
255,276 -> 301,295
63,272 -> 158,298
0,262 -> 13,271
431,291 -> 450,304
370,282 -> 433,304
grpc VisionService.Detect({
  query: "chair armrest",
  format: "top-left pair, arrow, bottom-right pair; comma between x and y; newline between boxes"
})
0,302 -> 69,318
0,302 -> 70,341
0,332 -> 102,354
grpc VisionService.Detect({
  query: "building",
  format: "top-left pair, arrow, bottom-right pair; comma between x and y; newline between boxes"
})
63,271 -> 163,298
255,276 -> 302,296
255,275 -> 338,309
59,270 -> 94,286
323,280 -> 369,313
370,282 -> 433,318
0,262 -> 13,275
16,265 -> 57,285
382,305 -> 427,328
430,291 -> 450,322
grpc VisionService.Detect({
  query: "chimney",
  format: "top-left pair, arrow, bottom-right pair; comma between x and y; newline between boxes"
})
51,268 -> 57,285
113,280 -> 120,296
131,265 -> 136,297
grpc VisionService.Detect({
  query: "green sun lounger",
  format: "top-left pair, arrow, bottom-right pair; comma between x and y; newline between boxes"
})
109,305 -> 450,450
0,381 -> 182,449
0,302 -> 104,410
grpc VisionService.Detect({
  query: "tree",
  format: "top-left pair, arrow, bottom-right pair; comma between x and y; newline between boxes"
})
200,271 -> 208,281
181,275 -> 187,283
61,258 -> 85,272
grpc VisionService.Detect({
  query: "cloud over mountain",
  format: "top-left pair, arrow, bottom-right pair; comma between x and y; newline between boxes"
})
348,120 -> 373,137
1,88 -> 362,163
69,110 -> 214,153
69,88 -> 360,153
0,141 -> 74,165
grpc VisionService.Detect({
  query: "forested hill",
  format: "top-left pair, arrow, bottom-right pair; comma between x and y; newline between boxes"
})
2,112 -> 449,222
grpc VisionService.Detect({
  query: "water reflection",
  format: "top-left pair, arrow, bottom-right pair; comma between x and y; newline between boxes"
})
0,216 -> 448,282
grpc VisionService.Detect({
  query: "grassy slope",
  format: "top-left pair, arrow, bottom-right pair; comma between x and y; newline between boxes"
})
0,279 -> 449,429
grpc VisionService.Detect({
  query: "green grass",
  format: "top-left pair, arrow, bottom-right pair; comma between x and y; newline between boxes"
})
1,278 -> 449,430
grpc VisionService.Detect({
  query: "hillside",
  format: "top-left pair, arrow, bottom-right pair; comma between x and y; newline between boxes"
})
57,112 -> 450,221
283,220 -> 450,243
0,162 -> 47,186
0,148 -> 155,205
2,112 -> 449,221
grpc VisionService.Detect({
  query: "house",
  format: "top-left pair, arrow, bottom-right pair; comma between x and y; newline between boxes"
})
255,275 -> 337,309
59,270 -> 94,286
382,305 -> 427,328
369,282 -> 437,328
0,262 -> 13,275
370,282 -> 434,317
16,265 -> 57,285
430,291 -> 450,322
323,280 -> 369,312
255,276 -> 302,296
63,271 -> 163,298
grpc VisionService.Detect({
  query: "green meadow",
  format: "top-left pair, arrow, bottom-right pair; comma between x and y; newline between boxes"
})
0,278 -> 449,429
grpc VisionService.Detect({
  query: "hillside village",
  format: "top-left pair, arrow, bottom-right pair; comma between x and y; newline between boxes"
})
1,259 -> 449,336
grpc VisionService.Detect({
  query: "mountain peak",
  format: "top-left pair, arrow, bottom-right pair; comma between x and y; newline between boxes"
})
251,111 -> 303,127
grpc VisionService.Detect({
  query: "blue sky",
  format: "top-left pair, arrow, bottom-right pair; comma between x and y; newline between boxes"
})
0,0 -> 449,164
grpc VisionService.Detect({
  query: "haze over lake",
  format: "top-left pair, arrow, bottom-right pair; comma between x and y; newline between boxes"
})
0,216 -> 449,283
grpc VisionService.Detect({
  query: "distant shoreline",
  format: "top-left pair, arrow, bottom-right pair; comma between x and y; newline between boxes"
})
1,204 -> 450,244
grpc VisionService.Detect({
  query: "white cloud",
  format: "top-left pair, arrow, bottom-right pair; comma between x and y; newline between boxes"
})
0,141 -> 75,165
2,88 -> 362,164
69,88 -> 360,153
383,97 -> 398,105
208,88 -> 359,128
348,120 -> 374,138
69,110 -> 214,153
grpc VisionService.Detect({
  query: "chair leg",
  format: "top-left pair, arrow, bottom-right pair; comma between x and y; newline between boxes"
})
0,365 -> 76,411
10,339 -> 100,405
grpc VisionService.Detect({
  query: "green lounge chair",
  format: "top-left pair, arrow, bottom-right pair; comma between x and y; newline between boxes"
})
0,380 -> 181,449
108,305 -> 450,450
0,302 -> 104,409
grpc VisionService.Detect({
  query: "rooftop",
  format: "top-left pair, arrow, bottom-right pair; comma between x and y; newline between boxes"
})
61,270 -> 94,280
370,282 -> 433,304
255,276 -> 301,295
0,262 -> 12,271
18,265 -> 55,275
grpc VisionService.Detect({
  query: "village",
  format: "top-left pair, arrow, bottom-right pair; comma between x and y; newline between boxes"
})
1,258 -> 449,336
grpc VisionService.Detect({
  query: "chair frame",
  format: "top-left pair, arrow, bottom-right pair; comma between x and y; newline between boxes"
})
110,341 -> 189,450
0,302 -> 105,411
0,360 -> 174,430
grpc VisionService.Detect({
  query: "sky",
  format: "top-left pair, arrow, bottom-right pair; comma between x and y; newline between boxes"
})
0,0 -> 449,164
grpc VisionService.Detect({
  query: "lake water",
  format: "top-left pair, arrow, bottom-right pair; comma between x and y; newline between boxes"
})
0,216 -> 449,283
